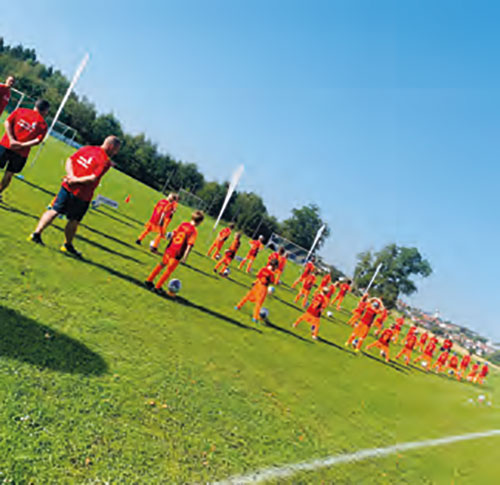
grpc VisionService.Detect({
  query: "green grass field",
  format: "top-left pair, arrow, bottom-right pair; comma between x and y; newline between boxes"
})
0,136 -> 498,483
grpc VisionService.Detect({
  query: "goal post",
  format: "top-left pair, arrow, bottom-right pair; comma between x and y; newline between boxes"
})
177,188 -> 207,211
267,233 -> 312,265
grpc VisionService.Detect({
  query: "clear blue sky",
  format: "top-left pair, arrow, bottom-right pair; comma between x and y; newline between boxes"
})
2,0 -> 499,340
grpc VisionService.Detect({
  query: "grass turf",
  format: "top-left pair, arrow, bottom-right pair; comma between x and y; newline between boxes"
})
0,136 -> 498,483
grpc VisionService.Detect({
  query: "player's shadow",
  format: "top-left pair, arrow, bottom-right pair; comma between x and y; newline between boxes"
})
362,351 -> 409,374
317,336 -> 356,355
273,295 -> 304,313
265,319 -> 313,344
80,222 -> 146,254
183,263 -> 219,281
18,177 -> 56,197
0,305 -> 107,375
0,203 -> 39,221
92,207 -> 138,229
175,296 -> 261,333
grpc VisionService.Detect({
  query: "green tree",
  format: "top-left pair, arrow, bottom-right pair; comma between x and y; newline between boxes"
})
281,204 -> 330,252
354,244 -> 432,308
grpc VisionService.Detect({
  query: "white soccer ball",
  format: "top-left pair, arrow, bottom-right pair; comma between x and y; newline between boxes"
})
215,254 -> 221,260
268,286 -> 275,295
478,395 -> 486,403
326,311 -> 333,318
223,268 -> 231,277
422,361 -> 428,368
259,307 -> 269,320
168,279 -> 182,294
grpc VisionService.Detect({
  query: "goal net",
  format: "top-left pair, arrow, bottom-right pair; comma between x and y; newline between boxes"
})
267,233 -> 312,265
177,188 -> 207,211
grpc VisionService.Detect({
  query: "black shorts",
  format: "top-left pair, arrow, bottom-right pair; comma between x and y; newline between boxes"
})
52,186 -> 90,222
0,146 -> 27,174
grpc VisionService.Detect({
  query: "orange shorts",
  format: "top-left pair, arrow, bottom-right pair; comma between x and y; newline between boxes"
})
145,221 -> 162,233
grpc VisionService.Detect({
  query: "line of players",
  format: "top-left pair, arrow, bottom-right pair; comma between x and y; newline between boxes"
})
137,198 -> 490,386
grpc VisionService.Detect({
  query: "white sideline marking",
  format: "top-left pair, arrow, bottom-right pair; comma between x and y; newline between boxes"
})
213,429 -> 500,484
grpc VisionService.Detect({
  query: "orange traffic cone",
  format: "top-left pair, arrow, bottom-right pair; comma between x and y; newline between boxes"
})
125,195 -> 131,203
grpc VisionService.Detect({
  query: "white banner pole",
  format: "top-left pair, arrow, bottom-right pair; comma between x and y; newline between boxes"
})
30,53 -> 90,168
305,224 -> 326,262
213,165 -> 244,231
365,262 -> 383,294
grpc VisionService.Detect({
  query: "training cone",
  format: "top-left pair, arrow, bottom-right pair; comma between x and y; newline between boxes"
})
125,195 -> 131,203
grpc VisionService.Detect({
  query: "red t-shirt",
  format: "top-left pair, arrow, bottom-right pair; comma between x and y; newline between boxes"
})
460,355 -> 471,369
375,308 -> 388,325
437,351 -> 449,365
449,355 -> 459,369
303,274 -> 316,290
0,108 -> 48,157
0,84 -> 11,114
338,283 -> 350,296
149,199 -> 169,224
443,339 -> 453,351
256,267 -> 275,286
302,261 -> 315,277
404,333 -> 418,350
420,332 -> 429,344
248,239 -> 263,257
424,341 -> 437,357
268,251 -> 280,265
378,328 -> 393,345
325,283 -> 337,299
320,274 -> 331,288
162,200 -> 177,220
480,365 -> 489,377
394,317 -> 404,330
307,293 -> 328,317
165,222 -> 198,260
62,146 -> 111,202
218,227 -> 231,242
360,304 -> 380,327
470,363 -> 479,374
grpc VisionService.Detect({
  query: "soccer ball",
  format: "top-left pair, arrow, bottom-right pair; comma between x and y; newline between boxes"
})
326,311 -> 333,318
422,361 -> 428,368
380,350 -> 387,359
168,279 -> 182,294
215,254 -> 221,260
268,286 -> 275,295
259,307 -> 269,320
223,268 -> 230,277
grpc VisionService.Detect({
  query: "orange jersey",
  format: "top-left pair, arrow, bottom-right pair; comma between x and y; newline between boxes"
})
424,341 -> 437,357
419,332 -> 429,345
437,351 -> 449,365
248,239 -> 263,257
394,317 -> 404,330
149,199 -> 170,225
469,363 -> 480,375
460,355 -> 471,369
278,254 -> 287,271
268,251 -> 280,264
360,303 -> 381,327
217,227 -> 232,242
449,355 -> 459,369
256,266 -> 275,286
302,261 -> 315,277
306,292 -> 329,317
319,274 -> 331,288
442,339 -> 453,351
404,333 -> 418,350
375,307 -> 388,325
165,222 -> 197,260
302,274 -> 316,291
225,238 -> 241,258
378,328 -> 393,345
162,200 -> 177,220
338,283 -> 350,296
480,365 -> 489,377
325,283 -> 338,299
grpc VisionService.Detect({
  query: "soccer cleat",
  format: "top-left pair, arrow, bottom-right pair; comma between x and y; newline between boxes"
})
135,239 -> 142,245
144,281 -> 154,290
28,233 -> 44,246
234,306 -> 240,311
312,335 -> 318,340
150,247 -> 159,254
154,287 -> 168,297
60,243 -> 83,258
252,318 -> 258,323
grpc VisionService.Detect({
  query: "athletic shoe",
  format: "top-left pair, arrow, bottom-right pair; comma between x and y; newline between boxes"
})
154,287 -> 167,297
312,335 -> 318,340
135,239 -> 142,245
144,281 -> 154,290
28,233 -> 44,246
60,243 -> 83,258
234,306 -> 240,311
150,247 -> 159,254
252,318 -> 258,323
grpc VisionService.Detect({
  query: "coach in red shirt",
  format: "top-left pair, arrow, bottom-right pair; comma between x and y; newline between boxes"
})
29,135 -> 121,258
0,75 -> 15,116
0,98 -> 49,200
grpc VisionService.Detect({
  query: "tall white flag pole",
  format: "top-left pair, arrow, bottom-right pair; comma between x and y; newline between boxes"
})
213,164 -> 244,231
305,224 -> 326,262
365,262 -> 383,294
30,53 -> 90,168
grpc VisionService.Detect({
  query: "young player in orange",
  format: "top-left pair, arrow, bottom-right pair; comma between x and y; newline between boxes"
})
365,325 -> 394,362
391,316 -> 405,343
293,286 -> 330,339
291,257 -> 316,289
346,293 -> 369,326
475,363 -> 489,385
235,259 -> 278,323
239,235 -> 265,273
294,271 -> 317,308
319,272 -> 331,290
145,210 -> 204,295
325,281 -> 338,306
417,331 -> 429,352
214,232 -> 242,275
207,223 -> 235,260
467,362 -> 480,382
136,193 -> 178,248
331,279 -> 351,310
150,194 -> 179,251
373,307 -> 388,336
345,297 -> 384,351
457,353 -> 472,381
274,247 -> 287,284
402,325 -> 417,346
395,331 -> 418,365
432,350 -> 450,374
445,354 -> 460,377
414,339 -> 437,371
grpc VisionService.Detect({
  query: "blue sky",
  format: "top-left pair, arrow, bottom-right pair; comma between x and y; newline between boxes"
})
2,0 -> 499,340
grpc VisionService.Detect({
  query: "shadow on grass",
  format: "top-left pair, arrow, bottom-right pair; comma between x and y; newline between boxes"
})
273,295 -> 305,314
18,177 -> 56,197
362,351 -> 410,374
0,305 -> 107,375
75,234 -> 144,265
183,263 -> 219,281
92,207 -> 138,229
100,206 -> 144,226
317,336 -> 356,355
265,319 -> 313,344
80,221 -> 147,254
